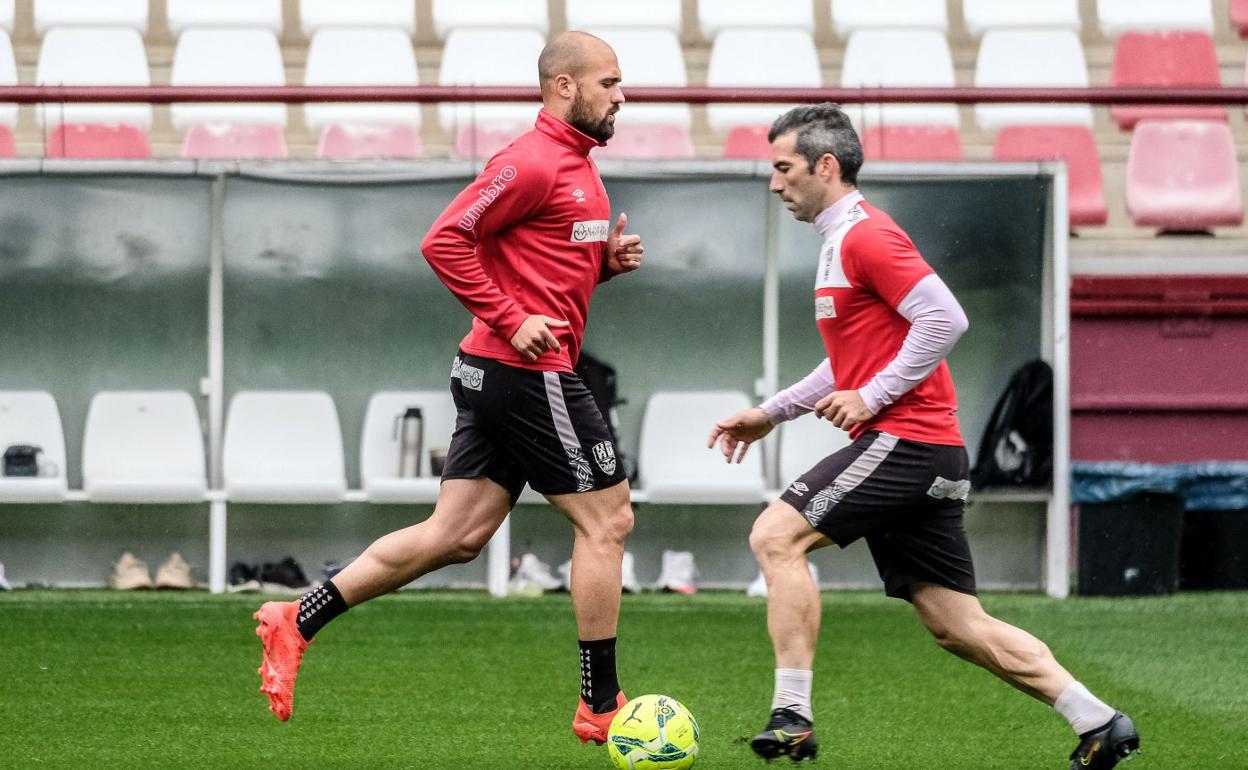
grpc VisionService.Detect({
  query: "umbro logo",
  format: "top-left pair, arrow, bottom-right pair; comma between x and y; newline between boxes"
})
788,481 -> 809,495
573,189 -> 586,202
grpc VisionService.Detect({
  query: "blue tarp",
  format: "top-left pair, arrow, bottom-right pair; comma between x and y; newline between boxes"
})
1072,462 -> 1248,511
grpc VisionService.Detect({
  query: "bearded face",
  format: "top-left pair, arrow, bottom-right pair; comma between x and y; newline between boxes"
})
567,86 -> 618,143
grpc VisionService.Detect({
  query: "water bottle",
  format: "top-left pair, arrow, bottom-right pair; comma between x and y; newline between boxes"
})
394,407 -> 424,478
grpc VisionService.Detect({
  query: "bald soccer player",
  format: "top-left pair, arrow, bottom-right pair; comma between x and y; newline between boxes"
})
252,32 -> 644,746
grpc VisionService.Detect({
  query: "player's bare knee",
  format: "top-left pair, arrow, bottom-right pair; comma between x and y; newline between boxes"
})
750,508 -> 801,566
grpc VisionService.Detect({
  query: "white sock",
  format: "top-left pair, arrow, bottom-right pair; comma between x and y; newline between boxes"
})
771,668 -> 813,722
1054,682 -> 1115,735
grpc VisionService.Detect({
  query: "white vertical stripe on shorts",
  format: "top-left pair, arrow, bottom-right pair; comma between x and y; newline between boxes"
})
543,372 -> 594,492
803,432 -> 900,526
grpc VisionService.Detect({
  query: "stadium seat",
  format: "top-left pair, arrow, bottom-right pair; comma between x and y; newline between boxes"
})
1234,0 -> 1248,38
0,391 -> 68,504
438,29 -> 545,158
166,0 -> 282,36
831,0 -> 948,38
706,29 -> 820,138
171,28 -> 288,159
779,415 -> 852,487
82,391 -> 207,504
431,0 -> 548,39
300,0 -> 415,36
1126,120 -> 1242,231
993,126 -> 1108,227
862,125 -> 962,161
974,29 -> 1093,132
722,126 -> 772,159
962,0 -> 1080,38
639,391 -> 765,504
223,391 -> 347,504
698,0 -> 815,39
36,27 -> 152,159
1109,32 -> 1224,130
34,0 -> 147,36
0,1 -> 14,33
841,29 -> 958,131
588,29 -> 693,160
0,30 -> 16,157
305,28 -> 422,160
1097,0 -> 1213,37
566,0 -> 681,33
360,391 -> 456,504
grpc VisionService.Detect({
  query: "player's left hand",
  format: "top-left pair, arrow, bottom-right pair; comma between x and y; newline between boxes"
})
606,212 -> 643,274
814,390 -> 875,430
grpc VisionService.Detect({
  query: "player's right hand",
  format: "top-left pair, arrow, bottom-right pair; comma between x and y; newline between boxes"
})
707,407 -> 774,464
510,315 -> 570,361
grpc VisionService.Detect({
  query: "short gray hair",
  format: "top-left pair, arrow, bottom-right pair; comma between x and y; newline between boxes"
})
768,103 -> 863,186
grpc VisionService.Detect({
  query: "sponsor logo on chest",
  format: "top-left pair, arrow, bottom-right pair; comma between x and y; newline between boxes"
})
815,296 -> 836,320
571,220 -> 610,243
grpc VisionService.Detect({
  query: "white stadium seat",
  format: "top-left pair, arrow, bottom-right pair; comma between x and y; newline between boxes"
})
975,29 -> 1094,131
706,29 -> 821,132
82,391 -> 207,504
166,0 -> 282,36
438,28 -> 545,134
831,0 -> 947,38
360,391 -> 456,504
963,0 -> 1080,38
431,0 -> 548,39
0,1 -> 15,34
34,0 -> 147,36
567,0 -> 681,33
171,28 -> 286,130
304,28 -> 420,132
0,391 -> 68,504
223,391 -> 346,504
698,0 -> 815,39
588,29 -> 689,128
1097,0 -> 1213,37
36,27 -> 151,129
778,415 -> 853,487
639,391 -> 765,504
841,29 -> 958,129
300,0 -> 415,36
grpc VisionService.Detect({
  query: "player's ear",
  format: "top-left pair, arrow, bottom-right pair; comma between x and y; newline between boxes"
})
818,152 -> 841,182
554,73 -> 576,99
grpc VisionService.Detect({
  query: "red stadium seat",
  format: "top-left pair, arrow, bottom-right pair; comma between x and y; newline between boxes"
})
722,126 -> 771,159
1126,120 -> 1242,231
181,124 -> 288,159
0,126 -> 16,158
317,125 -> 423,160
593,124 -> 695,160
862,126 -> 962,162
993,126 -> 1106,227
46,125 -> 150,159
1235,0 -> 1248,38
453,124 -> 527,159
1110,32 -> 1224,130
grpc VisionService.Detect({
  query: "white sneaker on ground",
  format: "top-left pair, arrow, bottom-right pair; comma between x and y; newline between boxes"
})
621,551 -> 641,594
657,550 -> 697,594
0,561 -> 10,591
109,552 -> 152,590
154,552 -> 193,589
746,562 -> 821,598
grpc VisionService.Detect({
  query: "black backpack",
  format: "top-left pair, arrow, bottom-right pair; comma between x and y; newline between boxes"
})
574,351 -> 637,481
971,360 -> 1053,488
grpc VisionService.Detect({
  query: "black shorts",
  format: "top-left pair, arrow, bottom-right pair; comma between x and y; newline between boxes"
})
441,351 -> 626,505
779,430 -> 976,601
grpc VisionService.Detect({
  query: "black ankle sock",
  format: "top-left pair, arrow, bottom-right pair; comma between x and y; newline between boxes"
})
579,637 -> 620,714
296,579 -> 348,641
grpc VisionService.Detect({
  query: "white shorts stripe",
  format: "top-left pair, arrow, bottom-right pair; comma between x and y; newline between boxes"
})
801,432 -> 900,527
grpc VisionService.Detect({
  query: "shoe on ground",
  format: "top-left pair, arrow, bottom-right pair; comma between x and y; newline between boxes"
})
516,553 -> 564,591
0,561 -> 10,591
109,552 -> 153,590
230,561 -> 259,586
253,600 -> 309,721
750,706 -> 819,762
1069,710 -> 1140,770
261,557 -> 311,590
154,552 -> 193,589
620,551 -> 641,594
573,690 -> 628,745
657,550 -> 697,594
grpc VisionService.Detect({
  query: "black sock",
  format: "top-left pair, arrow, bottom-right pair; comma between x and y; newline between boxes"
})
579,637 -> 620,714
295,579 -> 348,641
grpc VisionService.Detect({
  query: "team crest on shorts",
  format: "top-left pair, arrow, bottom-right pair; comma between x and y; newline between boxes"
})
591,441 -> 617,475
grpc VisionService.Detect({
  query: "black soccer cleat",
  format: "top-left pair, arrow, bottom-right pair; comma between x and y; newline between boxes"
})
1069,710 -> 1140,769
750,707 -> 819,763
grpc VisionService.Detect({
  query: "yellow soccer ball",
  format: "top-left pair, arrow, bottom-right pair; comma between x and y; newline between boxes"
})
607,694 -> 700,769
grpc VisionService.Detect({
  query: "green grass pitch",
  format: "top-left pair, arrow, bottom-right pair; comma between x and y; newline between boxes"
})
2,590 -> 1245,768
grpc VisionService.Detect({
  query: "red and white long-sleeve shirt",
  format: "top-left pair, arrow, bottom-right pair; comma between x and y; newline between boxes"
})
763,191 -> 968,446
421,109 -> 612,372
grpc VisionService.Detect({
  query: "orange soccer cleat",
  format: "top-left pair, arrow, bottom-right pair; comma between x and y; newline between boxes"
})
573,690 -> 628,745
253,600 -> 310,721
